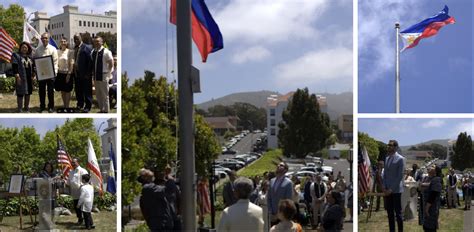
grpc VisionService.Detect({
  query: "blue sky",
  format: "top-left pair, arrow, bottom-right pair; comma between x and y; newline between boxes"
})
0,118 -> 110,138
122,0 -> 353,104
359,118 -> 474,146
1,0 -> 116,17
358,0 -> 473,113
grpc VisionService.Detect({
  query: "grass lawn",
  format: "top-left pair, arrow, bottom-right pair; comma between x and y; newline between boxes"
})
359,202 -> 464,231
0,91 -> 117,113
238,149 -> 283,177
0,210 -> 117,231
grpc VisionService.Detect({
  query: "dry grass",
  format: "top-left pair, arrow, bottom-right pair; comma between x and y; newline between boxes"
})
0,91 -> 116,113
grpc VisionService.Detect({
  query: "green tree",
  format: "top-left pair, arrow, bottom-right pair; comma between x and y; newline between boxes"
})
0,4 -> 25,44
278,88 -> 332,157
451,132 -> 473,171
121,70 -> 220,205
195,114 -> 220,176
358,132 -> 379,163
37,119 -> 101,168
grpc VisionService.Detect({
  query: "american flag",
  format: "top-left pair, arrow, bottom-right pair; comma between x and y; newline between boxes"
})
57,135 -> 73,180
358,143 -> 372,195
0,28 -> 17,62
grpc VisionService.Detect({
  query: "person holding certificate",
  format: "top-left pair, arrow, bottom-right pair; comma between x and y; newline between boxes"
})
34,32 -> 58,113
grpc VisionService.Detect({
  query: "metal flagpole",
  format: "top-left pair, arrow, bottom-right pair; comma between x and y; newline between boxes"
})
176,0 -> 196,230
395,22 -> 400,113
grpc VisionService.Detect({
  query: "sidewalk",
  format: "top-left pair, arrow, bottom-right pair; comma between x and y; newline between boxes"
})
463,201 -> 473,232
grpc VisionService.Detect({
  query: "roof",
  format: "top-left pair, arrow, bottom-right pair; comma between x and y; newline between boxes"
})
204,117 -> 236,130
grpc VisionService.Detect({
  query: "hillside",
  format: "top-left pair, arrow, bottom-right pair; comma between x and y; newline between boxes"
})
197,90 -> 353,120
400,139 -> 450,152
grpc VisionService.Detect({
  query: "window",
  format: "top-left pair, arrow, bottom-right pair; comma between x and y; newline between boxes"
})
88,21 -> 90,27
100,22 -> 102,28
270,108 -> 275,116
270,128 -> 276,136
270,119 -> 276,126
79,21 -> 82,26
111,23 -> 113,29
62,22 -> 64,27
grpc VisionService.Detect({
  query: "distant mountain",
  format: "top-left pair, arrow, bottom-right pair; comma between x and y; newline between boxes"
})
400,139 -> 450,152
197,90 -> 279,110
197,90 -> 353,120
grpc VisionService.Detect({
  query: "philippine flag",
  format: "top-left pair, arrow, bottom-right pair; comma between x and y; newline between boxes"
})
170,0 -> 224,62
400,5 -> 455,52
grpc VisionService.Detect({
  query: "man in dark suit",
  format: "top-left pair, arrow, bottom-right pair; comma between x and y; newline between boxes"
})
383,140 -> 406,232
267,162 -> 293,226
72,34 -> 93,113
222,171 -> 238,208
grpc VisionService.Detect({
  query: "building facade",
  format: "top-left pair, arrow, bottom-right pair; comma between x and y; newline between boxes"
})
267,92 -> 329,149
338,114 -> 353,142
31,5 -> 117,46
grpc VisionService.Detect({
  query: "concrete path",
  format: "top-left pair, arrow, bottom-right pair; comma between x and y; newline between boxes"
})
463,200 -> 473,232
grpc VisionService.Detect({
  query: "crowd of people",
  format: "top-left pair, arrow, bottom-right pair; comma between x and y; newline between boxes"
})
11,32 -> 116,113
138,161 -> 353,232
367,139 -> 474,232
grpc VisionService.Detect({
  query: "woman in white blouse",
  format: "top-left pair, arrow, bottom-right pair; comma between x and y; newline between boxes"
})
55,37 -> 74,108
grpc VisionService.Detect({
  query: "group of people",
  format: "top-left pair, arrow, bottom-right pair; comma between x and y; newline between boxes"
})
218,162 -> 348,231
372,139 -> 474,232
138,161 -> 350,232
35,159 -> 95,230
11,32 -> 116,113
138,166 -> 181,231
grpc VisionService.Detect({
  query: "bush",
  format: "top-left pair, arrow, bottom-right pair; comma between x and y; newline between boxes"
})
95,192 -> 117,210
0,76 -> 16,93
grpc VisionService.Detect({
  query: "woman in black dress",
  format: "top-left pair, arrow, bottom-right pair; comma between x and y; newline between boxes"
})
421,165 -> 442,232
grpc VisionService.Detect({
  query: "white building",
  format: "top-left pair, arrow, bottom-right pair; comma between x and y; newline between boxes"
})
267,92 -> 329,149
100,118 -> 117,158
31,5 -> 117,46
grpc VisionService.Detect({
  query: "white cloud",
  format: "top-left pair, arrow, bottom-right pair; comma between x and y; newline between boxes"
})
231,46 -> 271,64
122,0 -> 164,23
359,0 -> 424,83
422,119 -> 446,128
450,121 -> 474,139
274,47 -> 352,87
215,0 -> 329,44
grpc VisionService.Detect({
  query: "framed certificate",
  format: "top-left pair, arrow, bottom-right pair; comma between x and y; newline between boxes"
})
8,174 -> 24,194
34,55 -> 56,81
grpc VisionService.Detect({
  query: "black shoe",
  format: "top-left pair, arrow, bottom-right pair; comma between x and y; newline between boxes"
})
83,108 -> 90,113
38,108 -> 45,113
77,219 -> 83,225
48,108 -> 54,113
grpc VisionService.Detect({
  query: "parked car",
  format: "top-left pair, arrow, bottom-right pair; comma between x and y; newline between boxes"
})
223,159 -> 246,167
222,149 -> 237,155
321,166 -> 334,176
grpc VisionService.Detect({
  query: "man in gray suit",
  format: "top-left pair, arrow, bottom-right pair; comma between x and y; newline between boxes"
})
267,162 -> 293,226
383,140 -> 406,232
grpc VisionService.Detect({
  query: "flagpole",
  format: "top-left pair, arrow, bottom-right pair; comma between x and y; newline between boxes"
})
176,0 -> 196,231
395,22 -> 400,113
